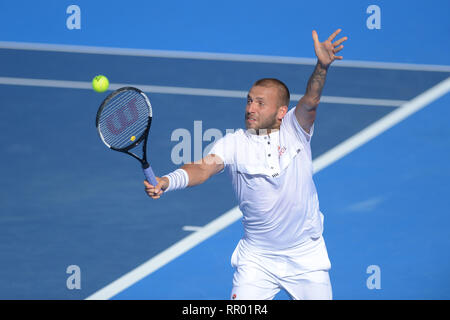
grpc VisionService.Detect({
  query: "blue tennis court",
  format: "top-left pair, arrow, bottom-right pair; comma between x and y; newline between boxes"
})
0,0 -> 449,300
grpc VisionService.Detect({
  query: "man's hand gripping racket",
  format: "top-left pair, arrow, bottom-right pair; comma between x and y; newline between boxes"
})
95,87 -> 165,196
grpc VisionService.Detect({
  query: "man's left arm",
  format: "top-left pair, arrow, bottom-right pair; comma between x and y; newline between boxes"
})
295,29 -> 348,134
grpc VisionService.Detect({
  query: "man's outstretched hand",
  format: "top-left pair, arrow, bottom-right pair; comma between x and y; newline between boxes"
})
144,177 -> 169,199
312,29 -> 348,68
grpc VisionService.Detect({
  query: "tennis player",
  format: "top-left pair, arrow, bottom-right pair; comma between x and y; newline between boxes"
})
145,29 -> 347,300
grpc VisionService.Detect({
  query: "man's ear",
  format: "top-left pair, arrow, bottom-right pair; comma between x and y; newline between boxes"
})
277,105 -> 288,120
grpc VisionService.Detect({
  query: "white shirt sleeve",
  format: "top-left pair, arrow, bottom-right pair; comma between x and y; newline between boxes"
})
207,131 -> 237,171
281,107 -> 314,145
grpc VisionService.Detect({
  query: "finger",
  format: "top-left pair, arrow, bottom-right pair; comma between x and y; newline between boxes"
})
149,187 -> 162,193
334,55 -> 344,60
145,187 -> 156,194
327,28 -> 342,42
147,182 -> 161,193
145,186 -> 158,193
334,45 -> 344,53
312,30 -> 319,44
148,186 -> 161,194
143,180 -> 153,188
333,36 -> 348,47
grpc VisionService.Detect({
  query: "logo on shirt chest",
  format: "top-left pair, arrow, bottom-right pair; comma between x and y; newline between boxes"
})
278,145 -> 287,157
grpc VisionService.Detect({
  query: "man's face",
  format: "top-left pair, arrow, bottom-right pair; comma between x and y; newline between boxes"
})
245,85 -> 281,132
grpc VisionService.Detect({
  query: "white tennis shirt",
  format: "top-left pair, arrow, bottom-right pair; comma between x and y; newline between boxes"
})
209,107 -> 324,251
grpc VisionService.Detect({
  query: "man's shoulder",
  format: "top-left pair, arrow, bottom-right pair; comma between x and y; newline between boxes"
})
208,128 -> 248,163
209,128 -> 246,151
280,106 -> 314,145
221,128 -> 247,141
280,107 -> 296,129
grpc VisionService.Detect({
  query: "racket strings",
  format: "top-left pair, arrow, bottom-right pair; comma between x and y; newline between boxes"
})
98,90 -> 150,149
100,103 -> 147,147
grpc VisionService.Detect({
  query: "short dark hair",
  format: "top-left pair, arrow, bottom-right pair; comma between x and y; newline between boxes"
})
253,78 -> 290,107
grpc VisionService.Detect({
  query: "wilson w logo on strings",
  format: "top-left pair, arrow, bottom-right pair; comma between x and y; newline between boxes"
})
106,98 -> 139,135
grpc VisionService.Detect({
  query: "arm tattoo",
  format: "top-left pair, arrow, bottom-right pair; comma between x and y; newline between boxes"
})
305,63 -> 328,105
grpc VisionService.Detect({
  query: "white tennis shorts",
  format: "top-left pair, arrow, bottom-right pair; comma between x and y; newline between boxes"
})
230,236 -> 332,300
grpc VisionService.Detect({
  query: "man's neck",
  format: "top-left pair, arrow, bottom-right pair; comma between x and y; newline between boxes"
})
254,127 -> 280,136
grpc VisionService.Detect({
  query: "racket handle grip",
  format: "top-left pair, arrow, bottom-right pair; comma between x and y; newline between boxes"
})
142,163 -> 158,186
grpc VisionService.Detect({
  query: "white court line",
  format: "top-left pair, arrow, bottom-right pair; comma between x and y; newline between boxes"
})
182,226 -> 203,232
86,77 -> 450,300
0,76 -> 405,107
0,41 -> 450,72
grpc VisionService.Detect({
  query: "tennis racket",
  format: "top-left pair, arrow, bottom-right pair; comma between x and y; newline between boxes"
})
96,87 -> 158,186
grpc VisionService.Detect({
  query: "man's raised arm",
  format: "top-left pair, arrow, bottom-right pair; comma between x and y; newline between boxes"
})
295,29 -> 347,133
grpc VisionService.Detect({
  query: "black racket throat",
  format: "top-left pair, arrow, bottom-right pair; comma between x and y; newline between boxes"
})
111,131 -> 151,167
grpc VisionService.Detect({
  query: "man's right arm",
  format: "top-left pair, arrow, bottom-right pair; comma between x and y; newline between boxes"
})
144,154 -> 224,199
182,154 -> 224,186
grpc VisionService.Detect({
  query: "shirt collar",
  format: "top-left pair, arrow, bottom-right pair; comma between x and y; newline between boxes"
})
245,129 -> 280,142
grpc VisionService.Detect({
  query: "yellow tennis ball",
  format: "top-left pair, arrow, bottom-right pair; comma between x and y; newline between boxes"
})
92,75 -> 109,93
130,136 -> 136,141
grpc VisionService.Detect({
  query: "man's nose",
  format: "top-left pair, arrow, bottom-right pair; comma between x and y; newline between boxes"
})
246,101 -> 257,113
